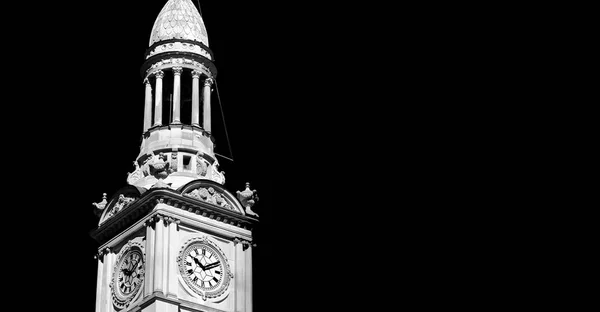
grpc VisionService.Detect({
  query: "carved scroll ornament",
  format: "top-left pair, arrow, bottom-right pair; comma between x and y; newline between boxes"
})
183,187 -> 234,211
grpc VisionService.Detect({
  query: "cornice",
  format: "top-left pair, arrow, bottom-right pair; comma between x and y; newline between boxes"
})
145,39 -> 214,61
90,187 -> 258,245
140,52 -> 217,80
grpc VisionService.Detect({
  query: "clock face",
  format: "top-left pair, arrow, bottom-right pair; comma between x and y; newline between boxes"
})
112,245 -> 145,310
117,249 -> 144,296
178,237 -> 232,300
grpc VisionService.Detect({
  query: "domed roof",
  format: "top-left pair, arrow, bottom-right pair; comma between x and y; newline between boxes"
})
149,0 -> 209,47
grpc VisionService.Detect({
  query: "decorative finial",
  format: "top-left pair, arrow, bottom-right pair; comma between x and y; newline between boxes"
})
92,193 -> 108,217
236,182 -> 259,217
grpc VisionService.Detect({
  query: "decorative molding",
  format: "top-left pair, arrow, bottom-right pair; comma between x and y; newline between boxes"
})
91,188 -> 257,245
147,41 -> 212,60
146,58 -> 213,81
236,182 -> 259,217
233,237 -> 256,250
94,247 -> 112,261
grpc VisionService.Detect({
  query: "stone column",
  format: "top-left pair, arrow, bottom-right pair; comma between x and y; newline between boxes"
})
245,244 -> 253,312
153,70 -> 164,126
144,217 -> 156,298
95,253 -> 105,312
191,70 -> 201,127
143,78 -> 153,132
172,67 -> 183,124
166,217 -> 179,298
154,215 -> 165,295
234,239 -> 245,311
102,249 -> 114,312
203,78 -> 213,132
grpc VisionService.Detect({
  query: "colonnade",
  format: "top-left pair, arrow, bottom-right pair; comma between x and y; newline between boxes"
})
143,67 -> 213,133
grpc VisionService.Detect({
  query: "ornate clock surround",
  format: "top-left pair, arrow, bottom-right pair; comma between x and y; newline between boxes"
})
110,238 -> 146,310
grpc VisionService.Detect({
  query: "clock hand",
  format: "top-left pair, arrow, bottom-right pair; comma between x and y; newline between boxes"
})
204,261 -> 220,270
192,257 -> 205,270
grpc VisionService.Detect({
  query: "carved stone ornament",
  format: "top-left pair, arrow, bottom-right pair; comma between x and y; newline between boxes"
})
210,160 -> 225,185
183,187 -> 234,211
148,153 -> 172,188
92,193 -> 108,217
177,236 -> 233,301
110,239 -> 145,310
236,182 -> 259,217
196,154 -> 208,177
101,194 -> 137,225
170,151 -> 178,174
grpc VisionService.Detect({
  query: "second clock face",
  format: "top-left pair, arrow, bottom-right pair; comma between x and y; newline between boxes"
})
178,237 -> 232,300
116,249 -> 144,297
183,244 -> 224,291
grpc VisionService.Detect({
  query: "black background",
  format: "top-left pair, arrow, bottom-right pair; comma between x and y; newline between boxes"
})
6,1 -> 362,311
4,1 -> 500,310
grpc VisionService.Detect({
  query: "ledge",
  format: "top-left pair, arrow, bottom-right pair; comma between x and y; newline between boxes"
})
90,187 -> 258,245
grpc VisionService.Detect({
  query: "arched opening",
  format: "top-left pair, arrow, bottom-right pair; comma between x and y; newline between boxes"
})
181,69 -> 193,125
161,69 -> 174,125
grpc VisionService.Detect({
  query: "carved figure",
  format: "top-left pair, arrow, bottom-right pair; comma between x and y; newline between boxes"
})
236,182 -> 259,217
210,160 -> 225,184
127,160 -> 144,185
140,153 -> 154,177
148,153 -> 172,188
196,155 -> 208,177
184,187 -> 232,210
169,152 -> 178,173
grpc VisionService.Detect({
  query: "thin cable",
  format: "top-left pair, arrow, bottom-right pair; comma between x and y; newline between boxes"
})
196,0 -> 202,16
214,80 -> 234,161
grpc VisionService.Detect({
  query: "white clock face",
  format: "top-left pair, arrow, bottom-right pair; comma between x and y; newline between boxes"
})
111,245 -> 145,310
178,237 -> 232,300
116,250 -> 144,297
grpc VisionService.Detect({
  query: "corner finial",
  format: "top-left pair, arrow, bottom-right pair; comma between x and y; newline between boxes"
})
236,182 -> 259,217
92,193 -> 108,217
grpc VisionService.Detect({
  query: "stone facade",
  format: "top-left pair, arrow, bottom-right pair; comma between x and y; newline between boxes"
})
92,1 -> 258,311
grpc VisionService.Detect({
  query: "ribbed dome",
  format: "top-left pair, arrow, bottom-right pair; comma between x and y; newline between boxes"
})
149,0 -> 208,47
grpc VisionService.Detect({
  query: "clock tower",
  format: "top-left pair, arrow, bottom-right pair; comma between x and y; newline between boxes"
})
90,1 -> 259,311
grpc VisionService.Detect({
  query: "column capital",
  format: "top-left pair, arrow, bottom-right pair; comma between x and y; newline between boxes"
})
144,78 -> 150,85
173,66 -> 183,75
154,70 -> 165,79
191,70 -> 202,79
204,77 -> 214,87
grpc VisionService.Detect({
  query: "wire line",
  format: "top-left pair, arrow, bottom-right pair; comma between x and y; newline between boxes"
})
214,80 -> 234,162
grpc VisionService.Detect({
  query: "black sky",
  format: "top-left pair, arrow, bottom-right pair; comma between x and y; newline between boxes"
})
12,1 -> 304,310
4,1 -> 378,310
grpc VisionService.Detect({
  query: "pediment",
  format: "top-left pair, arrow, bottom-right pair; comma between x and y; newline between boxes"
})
99,186 -> 145,226
177,179 -> 245,215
